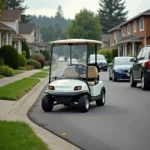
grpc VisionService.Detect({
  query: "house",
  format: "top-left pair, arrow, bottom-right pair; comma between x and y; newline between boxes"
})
19,23 -> 35,43
1,9 -> 26,53
108,9 -> 150,56
101,34 -> 110,48
35,28 -> 43,42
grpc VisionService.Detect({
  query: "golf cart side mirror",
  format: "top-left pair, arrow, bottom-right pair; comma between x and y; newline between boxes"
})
130,58 -> 136,62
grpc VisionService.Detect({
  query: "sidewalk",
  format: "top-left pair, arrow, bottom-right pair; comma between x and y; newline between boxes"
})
0,69 -> 41,87
0,72 -> 80,150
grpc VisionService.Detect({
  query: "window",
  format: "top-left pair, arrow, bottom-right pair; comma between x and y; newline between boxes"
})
122,26 -> 125,36
127,24 -> 131,34
137,48 -> 144,59
140,17 -> 144,31
140,49 -> 147,59
133,21 -> 137,32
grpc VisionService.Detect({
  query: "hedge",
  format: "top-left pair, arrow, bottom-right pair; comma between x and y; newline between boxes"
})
27,59 -> 41,69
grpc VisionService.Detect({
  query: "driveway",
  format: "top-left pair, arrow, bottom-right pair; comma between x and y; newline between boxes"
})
29,72 -> 150,150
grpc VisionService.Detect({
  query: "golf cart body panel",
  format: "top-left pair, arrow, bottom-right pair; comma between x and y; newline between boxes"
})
42,39 -> 106,112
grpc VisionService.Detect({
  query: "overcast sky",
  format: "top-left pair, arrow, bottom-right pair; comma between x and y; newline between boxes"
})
24,0 -> 150,19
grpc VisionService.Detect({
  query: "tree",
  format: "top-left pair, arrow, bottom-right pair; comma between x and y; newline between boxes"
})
98,0 -> 128,33
22,41 -> 30,59
6,0 -> 31,23
67,9 -> 102,40
0,0 -> 7,19
55,5 -> 64,19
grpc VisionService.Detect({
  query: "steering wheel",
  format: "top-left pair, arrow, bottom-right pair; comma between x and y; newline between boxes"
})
75,64 -> 87,75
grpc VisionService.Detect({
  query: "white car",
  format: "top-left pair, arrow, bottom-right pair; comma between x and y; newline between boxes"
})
42,39 -> 106,113
59,57 -> 65,61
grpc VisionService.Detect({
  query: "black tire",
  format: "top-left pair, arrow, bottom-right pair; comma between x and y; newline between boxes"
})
96,90 -> 106,106
112,71 -> 117,82
141,74 -> 149,90
130,73 -> 137,87
78,95 -> 90,112
42,95 -> 54,112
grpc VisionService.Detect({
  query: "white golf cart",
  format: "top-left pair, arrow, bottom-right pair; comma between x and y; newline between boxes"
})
42,39 -> 106,113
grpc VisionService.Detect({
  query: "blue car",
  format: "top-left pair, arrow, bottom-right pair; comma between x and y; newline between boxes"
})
109,57 -> 135,81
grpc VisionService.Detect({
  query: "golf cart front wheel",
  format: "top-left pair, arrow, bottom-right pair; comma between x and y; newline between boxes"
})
96,90 -> 106,106
78,95 -> 90,112
42,95 -> 54,112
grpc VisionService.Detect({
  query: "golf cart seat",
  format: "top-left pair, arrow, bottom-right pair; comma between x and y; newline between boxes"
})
64,66 -> 78,78
88,66 -> 99,86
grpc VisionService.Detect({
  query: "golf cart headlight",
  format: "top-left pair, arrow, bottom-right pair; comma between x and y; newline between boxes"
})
48,85 -> 55,90
74,86 -> 82,91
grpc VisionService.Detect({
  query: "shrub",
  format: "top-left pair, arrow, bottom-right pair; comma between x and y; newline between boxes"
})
17,67 -> 26,70
98,48 -> 118,63
22,41 -> 30,59
0,57 -> 5,66
33,58 -> 44,68
0,66 -> 14,77
19,54 -> 27,67
0,45 -> 20,69
22,51 -> 26,57
44,61 -> 49,66
24,65 -> 34,70
0,75 -> 4,78
40,50 -> 50,61
27,59 -> 41,69
31,53 -> 45,60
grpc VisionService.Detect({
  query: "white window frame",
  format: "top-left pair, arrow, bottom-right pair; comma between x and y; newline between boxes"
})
127,24 -> 131,34
140,17 -> 144,31
122,26 -> 125,36
133,21 -> 137,32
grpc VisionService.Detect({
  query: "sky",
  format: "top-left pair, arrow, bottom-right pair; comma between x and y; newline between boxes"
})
24,0 -> 150,19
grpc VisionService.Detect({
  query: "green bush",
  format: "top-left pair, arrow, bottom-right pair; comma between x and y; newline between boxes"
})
0,57 -> 5,66
22,41 -> 30,59
27,59 -> 41,69
0,75 -> 4,79
22,51 -> 26,57
128,55 -> 137,58
19,54 -> 27,67
0,45 -> 20,69
31,53 -> 45,60
98,48 -> 118,62
40,50 -> 50,61
17,67 -> 26,70
25,65 -> 34,70
0,66 -> 14,77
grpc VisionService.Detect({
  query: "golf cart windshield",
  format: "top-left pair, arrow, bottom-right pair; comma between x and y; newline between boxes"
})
51,45 -> 87,79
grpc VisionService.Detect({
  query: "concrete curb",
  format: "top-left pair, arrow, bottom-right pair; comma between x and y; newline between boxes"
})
4,76 -> 80,150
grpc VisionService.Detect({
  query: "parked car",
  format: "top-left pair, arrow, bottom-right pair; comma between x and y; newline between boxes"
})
109,57 -> 135,81
59,57 -> 65,61
67,58 -> 78,66
89,54 -> 108,71
130,46 -> 150,90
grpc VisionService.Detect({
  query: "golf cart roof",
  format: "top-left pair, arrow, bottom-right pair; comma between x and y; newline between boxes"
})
50,39 -> 102,46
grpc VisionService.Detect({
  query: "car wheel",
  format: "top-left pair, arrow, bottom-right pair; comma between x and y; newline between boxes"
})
78,95 -> 90,112
141,74 -> 149,90
42,95 -> 54,112
130,73 -> 137,87
112,71 -> 117,82
96,90 -> 106,106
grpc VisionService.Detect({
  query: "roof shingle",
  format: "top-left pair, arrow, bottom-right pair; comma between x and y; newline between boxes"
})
19,23 -> 35,34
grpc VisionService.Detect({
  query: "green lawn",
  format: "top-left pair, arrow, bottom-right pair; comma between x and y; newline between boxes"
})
0,121 -> 49,150
0,78 -> 40,101
14,70 -> 25,75
31,72 -> 48,78
0,75 -> 4,79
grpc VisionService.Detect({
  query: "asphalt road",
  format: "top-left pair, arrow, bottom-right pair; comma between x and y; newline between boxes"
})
29,70 -> 150,150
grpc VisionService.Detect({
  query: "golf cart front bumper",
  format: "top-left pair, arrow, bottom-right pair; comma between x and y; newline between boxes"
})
45,90 -> 89,105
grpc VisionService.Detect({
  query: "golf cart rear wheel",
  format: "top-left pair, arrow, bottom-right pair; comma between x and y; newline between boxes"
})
96,90 -> 105,106
78,95 -> 90,112
42,95 -> 54,112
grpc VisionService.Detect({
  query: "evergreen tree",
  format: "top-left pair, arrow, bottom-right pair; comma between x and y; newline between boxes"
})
98,0 -> 128,33
0,0 -> 7,19
55,5 -> 64,19
6,0 -> 31,23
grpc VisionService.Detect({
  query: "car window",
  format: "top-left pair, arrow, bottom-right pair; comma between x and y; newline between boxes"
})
137,48 -> 144,60
140,49 -> 147,60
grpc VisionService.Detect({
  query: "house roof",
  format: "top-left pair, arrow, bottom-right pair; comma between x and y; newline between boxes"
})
19,23 -> 35,34
108,9 -> 150,33
12,34 -> 26,41
116,33 -> 141,45
101,34 -> 110,43
2,9 -> 21,21
0,22 -> 15,33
